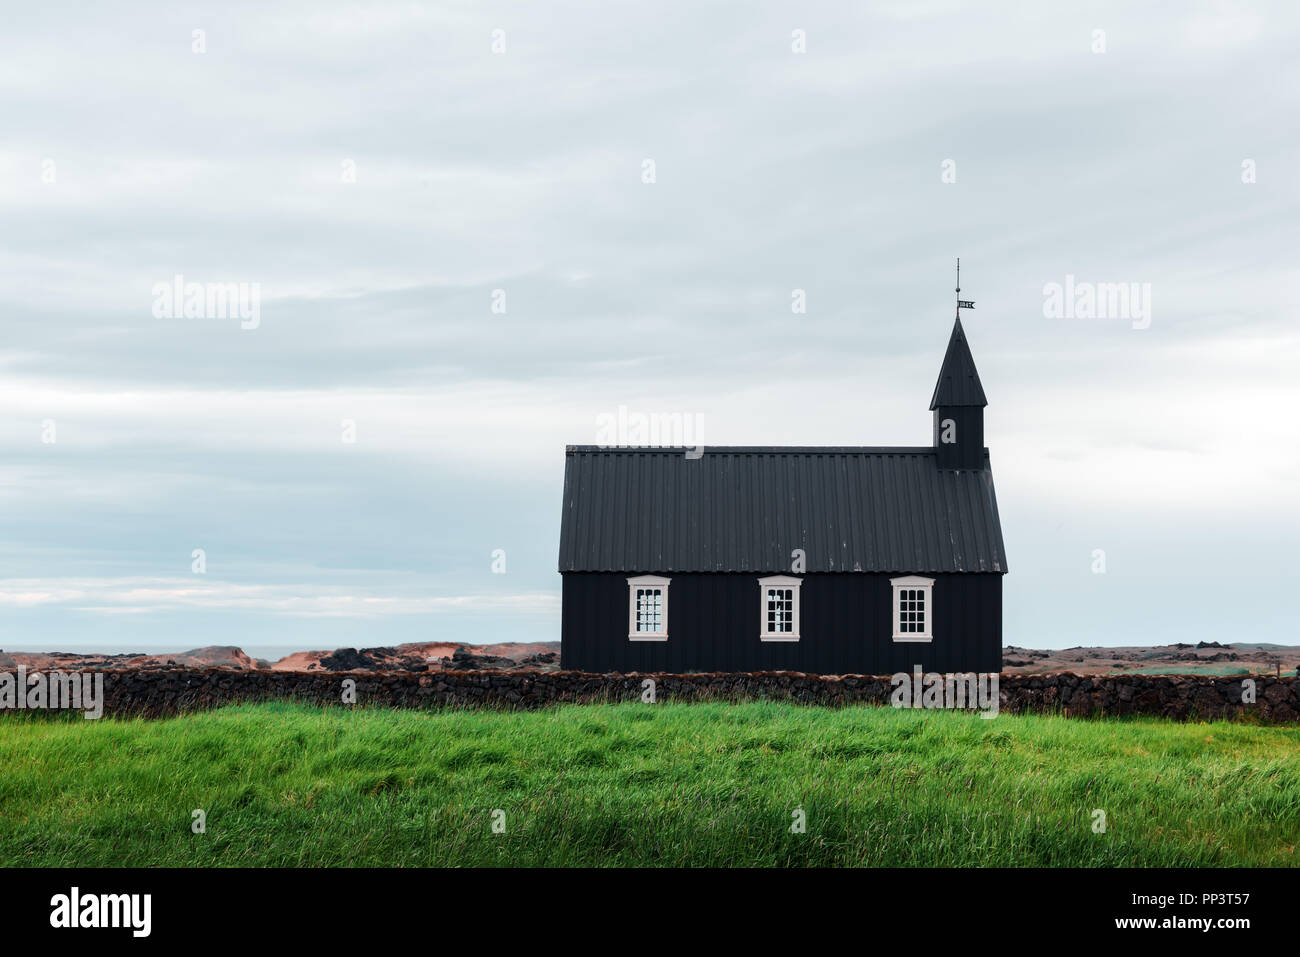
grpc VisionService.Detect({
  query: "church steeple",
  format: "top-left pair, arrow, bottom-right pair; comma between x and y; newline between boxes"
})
930,316 -> 988,470
929,316 -> 987,410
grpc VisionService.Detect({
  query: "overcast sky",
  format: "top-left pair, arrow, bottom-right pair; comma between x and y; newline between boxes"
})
1,1 -> 1296,656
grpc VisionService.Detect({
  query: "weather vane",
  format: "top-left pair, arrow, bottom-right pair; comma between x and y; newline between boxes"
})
956,257 -> 975,318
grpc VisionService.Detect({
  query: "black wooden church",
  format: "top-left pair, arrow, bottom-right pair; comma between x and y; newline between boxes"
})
557,315 -> 1007,675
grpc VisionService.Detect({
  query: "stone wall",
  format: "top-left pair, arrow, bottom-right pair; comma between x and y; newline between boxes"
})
31,668 -> 1300,721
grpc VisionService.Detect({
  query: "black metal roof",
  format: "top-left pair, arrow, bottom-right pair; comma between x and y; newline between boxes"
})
558,446 -> 1007,575
930,317 -> 988,409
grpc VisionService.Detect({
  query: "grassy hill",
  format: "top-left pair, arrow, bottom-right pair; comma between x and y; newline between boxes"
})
1,701 -> 1297,867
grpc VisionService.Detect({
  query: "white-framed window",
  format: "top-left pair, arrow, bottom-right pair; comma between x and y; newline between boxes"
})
758,575 -> 802,641
627,575 -> 670,640
891,576 -> 934,642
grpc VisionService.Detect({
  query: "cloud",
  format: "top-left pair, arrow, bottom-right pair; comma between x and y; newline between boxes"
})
0,1 -> 1297,649
0,576 -> 559,619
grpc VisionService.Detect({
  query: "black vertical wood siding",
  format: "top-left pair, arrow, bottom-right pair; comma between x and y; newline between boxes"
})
932,408 -> 984,470
560,573 -> 1001,674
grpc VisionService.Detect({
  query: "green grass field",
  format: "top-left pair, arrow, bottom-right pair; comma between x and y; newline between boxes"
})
1,701 -> 1297,867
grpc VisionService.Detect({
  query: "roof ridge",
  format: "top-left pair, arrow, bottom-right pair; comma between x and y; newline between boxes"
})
566,445 -> 947,454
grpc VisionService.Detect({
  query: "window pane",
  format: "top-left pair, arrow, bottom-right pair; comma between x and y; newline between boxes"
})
635,586 -> 664,632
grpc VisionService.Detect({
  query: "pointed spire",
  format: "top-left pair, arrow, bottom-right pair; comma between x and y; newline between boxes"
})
929,316 -> 987,410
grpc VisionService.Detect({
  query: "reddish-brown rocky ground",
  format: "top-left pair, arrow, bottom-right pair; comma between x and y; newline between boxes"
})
1,641 -> 1294,675
1001,642 -> 1298,676
0,642 -> 561,673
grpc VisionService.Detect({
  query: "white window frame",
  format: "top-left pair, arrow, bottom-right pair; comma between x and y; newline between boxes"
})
627,575 -> 670,640
758,575 -> 802,641
891,575 -> 934,642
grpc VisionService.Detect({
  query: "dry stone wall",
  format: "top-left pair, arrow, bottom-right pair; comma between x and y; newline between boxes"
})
38,669 -> 1300,721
